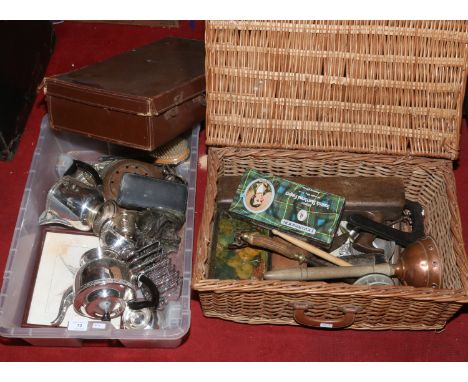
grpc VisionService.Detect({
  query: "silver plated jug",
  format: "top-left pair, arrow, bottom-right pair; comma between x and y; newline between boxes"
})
39,176 -> 104,231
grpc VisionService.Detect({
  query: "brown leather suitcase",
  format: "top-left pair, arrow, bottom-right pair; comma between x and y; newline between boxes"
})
44,37 -> 205,151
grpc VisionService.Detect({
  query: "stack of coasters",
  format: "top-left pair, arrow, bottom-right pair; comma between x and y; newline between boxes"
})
229,168 -> 345,247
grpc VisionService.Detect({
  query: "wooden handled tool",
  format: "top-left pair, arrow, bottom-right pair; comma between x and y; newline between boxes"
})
271,229 -> 352,267
238,232 -> 331,267
264,236 -> 441,288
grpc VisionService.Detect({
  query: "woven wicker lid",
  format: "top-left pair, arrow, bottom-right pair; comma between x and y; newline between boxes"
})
205,20 -> 468,160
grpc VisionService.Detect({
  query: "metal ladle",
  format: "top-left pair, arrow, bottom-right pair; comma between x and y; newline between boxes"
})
263,236 -> 442,288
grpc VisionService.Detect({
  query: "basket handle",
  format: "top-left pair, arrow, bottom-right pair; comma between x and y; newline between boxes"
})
291,303 -> 362,329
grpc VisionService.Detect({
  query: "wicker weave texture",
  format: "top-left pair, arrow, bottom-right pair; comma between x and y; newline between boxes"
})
193,148 -> 468,329
205,20 -> 468,159
198,291 -> 463,330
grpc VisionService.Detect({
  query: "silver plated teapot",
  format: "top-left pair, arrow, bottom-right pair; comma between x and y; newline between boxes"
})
51,247 -> 159,326
74,249 -> 136,320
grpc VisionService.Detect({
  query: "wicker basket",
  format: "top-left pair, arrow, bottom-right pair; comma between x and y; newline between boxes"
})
205,20 -> 468,160
193,20 -> 468,330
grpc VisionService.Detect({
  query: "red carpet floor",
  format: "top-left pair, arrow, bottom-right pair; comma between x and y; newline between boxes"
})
0,21 -> 467,361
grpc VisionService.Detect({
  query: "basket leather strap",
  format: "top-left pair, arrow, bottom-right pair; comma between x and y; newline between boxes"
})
291,303 -> 362,329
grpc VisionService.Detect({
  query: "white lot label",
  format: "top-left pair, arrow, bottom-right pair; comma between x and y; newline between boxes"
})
68,320 -> 88,331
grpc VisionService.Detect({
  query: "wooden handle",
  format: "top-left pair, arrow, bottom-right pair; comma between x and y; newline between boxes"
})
271,229 -> 352,267
352,211 -> 384,254
292,303 -> 361,329
240,232 -> 330,266
244,233 -> 304,261
263,262 -> 393,281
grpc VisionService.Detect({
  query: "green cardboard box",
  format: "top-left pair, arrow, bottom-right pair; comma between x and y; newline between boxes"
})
229,168 -> 345,246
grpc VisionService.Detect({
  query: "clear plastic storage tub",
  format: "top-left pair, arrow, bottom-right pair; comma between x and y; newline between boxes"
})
0,115 -> 198,347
